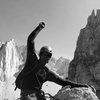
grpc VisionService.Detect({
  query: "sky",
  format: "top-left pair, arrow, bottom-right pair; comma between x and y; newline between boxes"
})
0,0 -> 100,60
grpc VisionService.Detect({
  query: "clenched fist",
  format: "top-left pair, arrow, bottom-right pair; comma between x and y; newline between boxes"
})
39,22 -> 45,29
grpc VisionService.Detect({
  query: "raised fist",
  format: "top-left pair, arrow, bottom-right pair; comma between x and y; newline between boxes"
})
39,22 -> 45,28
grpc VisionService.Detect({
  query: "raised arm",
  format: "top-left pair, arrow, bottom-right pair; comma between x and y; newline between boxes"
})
27,22 -> 45,53
24,22 -> 45,71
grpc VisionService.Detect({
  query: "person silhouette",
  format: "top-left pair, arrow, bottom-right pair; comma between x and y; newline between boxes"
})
15,22 -> 89,100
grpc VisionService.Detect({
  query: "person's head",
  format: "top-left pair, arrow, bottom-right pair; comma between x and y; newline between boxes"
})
39,46 -> 52,64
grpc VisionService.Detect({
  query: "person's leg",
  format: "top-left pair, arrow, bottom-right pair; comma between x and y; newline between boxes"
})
20,93 -> 37,100
36,94 -> 46,100
36,91 -> 46,100
20,89 -> 46,100
20,90 -> 37,100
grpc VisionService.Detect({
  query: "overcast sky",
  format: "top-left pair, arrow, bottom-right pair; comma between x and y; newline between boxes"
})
0,0 -> 100,60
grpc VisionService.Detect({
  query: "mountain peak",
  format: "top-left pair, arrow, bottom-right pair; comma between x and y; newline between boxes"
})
96,9 -> 100,17
87,9 -> 100,28
0,39 -> 23,81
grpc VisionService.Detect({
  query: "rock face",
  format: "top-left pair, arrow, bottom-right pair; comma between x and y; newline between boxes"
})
0,39 -> 23,81
68,9 -> 100,98
54,86 -> 99,100
0,39 -> 23,100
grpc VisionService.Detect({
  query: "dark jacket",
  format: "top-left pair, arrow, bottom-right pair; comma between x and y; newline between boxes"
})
20,25 -> 83,90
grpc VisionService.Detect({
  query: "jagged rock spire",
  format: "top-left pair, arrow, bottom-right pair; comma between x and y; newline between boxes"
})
91,9 -> 95,17
96,9 -> 100,23
96,9 -> 100,17
87,9 -> 96,27
87,9 -> 100,28
68,9 -> 100,98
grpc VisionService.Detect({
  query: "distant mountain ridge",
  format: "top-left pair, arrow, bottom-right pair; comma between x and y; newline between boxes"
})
0,39 -> 23,81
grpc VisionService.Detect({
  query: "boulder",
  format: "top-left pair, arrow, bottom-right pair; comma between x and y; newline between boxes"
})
54,86 -> 99,100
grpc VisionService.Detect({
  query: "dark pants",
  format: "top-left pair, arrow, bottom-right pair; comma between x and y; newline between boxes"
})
20,89 -> 46,100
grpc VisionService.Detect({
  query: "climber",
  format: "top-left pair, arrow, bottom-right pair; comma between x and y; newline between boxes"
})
15,22 -> 89,100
